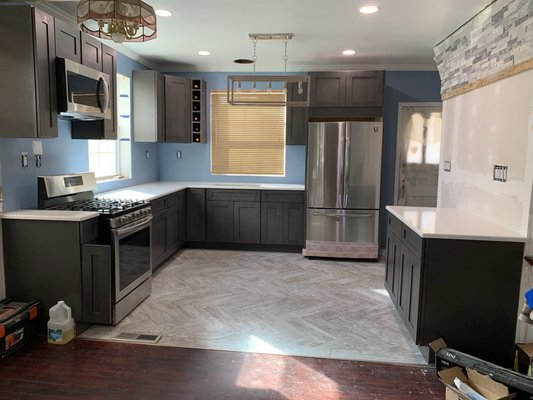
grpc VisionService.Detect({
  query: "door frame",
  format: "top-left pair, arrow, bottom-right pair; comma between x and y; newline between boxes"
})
394,102 -> 442,205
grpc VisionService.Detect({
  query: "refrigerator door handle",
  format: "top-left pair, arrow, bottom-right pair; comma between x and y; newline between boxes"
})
337,122 -> 346,208
312,210 -> 373,218
343,127 -> 351,208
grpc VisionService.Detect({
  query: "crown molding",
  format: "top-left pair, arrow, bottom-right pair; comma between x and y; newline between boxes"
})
159,63 -> 438,73
26,1 -> 159,71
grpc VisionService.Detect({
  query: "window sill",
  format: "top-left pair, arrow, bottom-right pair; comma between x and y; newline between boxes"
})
96,175 -> 131,184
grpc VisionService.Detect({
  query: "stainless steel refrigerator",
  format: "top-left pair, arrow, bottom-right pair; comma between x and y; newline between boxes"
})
303,121 -> 383,259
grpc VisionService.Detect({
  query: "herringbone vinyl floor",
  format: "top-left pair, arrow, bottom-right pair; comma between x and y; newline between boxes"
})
81,249 -> 425,364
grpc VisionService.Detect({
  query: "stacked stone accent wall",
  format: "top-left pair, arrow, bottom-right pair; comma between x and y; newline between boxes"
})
434,0 -> 532,98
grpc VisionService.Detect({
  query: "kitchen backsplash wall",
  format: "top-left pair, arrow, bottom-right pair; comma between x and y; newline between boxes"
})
157,71 -> 306,185
434,0 -> 532,96
0,53 -> 159,212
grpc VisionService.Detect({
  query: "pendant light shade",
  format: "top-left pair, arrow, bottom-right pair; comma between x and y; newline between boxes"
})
77,0 -> 157,43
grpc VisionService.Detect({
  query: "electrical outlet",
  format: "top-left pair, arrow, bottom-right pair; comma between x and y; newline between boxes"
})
493,165 -> 508,182
176,151 -> 182,159
145,150 -> 150,159
443,160 -> 451,172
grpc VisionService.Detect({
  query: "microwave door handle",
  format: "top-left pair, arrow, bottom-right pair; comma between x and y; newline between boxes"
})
96,77 -> 110,113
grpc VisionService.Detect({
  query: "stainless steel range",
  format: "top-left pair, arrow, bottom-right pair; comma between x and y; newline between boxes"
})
38,172 -> 152,324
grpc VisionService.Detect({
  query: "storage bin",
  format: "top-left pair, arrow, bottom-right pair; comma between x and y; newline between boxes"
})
0,298 -> 41,359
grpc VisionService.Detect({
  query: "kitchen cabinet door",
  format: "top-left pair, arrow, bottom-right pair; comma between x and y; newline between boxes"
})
33,7 -> 58,138
233,201 -> 261,244
187,189 -> 206,241
54,18 -> 81,63
82,244 -> 112,324
385,230 -> 400,305
286,82 -> 309,145
102,44 -> 117,140
164,75 -> 191,143
152,212 -> 167,267
397,244 -> 412,322
283,202 -> 304,245
405,252 -> 421,341
206,201 -> 234,242
178,190 -> 187,242
81,32 -> 102,70
309,72 -> 346,107
261,202 -> 284,244
166,205 -> 180,254
345,71 -> 384,107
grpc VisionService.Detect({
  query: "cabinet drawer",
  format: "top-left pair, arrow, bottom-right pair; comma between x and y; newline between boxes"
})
150,196 -> 167,215
206,189 -> 260,202
402,226 -> 423,255
80,218 -> 99,243
261,190 -> 304,203
388,213 -> 402,236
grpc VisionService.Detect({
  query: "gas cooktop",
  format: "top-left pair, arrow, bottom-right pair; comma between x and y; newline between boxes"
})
52,198 -> 148,216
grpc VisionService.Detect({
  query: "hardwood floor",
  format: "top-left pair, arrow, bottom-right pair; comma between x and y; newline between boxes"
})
82,249 -> 425,364
0,339 -> 444,400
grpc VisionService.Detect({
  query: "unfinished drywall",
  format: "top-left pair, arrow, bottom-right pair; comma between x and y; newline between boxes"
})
438,69 -> 533,235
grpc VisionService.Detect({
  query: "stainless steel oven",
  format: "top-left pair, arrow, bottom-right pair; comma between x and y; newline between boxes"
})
112,215 -> 152,303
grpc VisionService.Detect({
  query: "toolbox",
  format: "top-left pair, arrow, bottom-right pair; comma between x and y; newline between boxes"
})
0,298 -> 41,359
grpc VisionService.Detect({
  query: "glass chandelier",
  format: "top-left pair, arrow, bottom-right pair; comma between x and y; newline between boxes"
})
77,0 -> 157,43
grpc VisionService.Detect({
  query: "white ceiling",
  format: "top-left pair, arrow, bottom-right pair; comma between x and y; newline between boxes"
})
46,0 -> 490,72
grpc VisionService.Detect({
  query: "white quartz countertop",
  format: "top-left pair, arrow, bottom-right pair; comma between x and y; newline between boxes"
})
97,181 -> 305,201
386,206 -> 527,242
1,209 -> 100,222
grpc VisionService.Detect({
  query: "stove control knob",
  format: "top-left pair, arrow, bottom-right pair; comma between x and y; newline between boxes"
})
118,216 -> 125,225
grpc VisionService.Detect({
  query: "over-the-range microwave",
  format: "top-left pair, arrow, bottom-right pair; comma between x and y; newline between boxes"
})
56,57 -> 111,121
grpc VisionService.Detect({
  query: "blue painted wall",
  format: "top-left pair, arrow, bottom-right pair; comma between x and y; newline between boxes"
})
379,71 -> 442,245
0,52 -> 159,211
158,72 -> 306,184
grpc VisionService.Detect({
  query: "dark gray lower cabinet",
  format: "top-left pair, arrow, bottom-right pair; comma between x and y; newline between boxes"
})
206,200 -> 234,242
385,211 -> 524,367
2,217 -> 103,325
187,188 -> 206,241
151,190 -> 186,268
234,201 -> 261,243
260,191 -> 304,246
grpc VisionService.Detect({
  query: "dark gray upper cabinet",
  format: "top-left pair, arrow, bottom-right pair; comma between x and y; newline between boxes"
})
54,18 -> 82,64
345,71 -> 384,107
102,44 -> 117,140
0,5 -> 57,138
286,82 -> 309,145
309,71 -> 384,108
164,75 -> 191,143
187,189 -> 206,242
309,72 -> 346,107
133,72 -> 192,143
81,32 -> 103,70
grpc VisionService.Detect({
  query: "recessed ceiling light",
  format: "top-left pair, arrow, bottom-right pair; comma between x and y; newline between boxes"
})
155,9 -> 172,17
359,5 -> 380,14
198,50 -> 211,56
342,49 -> 356,56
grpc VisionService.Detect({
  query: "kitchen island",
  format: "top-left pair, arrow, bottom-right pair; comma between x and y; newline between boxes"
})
385,206 -> 526,367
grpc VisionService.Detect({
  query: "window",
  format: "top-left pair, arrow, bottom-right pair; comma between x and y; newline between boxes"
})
88,74 -> 132,180
210,90 -> 285,176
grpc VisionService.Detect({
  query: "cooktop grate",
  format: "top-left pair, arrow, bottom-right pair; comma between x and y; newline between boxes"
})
112,332 -> 162,344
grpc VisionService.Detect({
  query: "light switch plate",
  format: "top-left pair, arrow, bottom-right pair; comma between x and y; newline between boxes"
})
21,152 -> 28,168
443,160 -> 451,172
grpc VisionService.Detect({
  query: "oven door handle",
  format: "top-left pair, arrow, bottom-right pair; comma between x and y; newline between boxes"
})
114,216 -> 152,238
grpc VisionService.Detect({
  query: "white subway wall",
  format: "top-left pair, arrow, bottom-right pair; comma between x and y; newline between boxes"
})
438,69 -> 533,235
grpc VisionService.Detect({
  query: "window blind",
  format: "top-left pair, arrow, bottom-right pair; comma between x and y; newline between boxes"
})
210,90 -> 286,176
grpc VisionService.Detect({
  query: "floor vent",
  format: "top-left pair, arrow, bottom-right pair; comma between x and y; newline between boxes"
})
112,332 -> 162,344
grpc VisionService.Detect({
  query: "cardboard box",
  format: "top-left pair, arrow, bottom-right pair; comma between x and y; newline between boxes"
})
438,366 -> 514,400
514,343 -> 533,378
